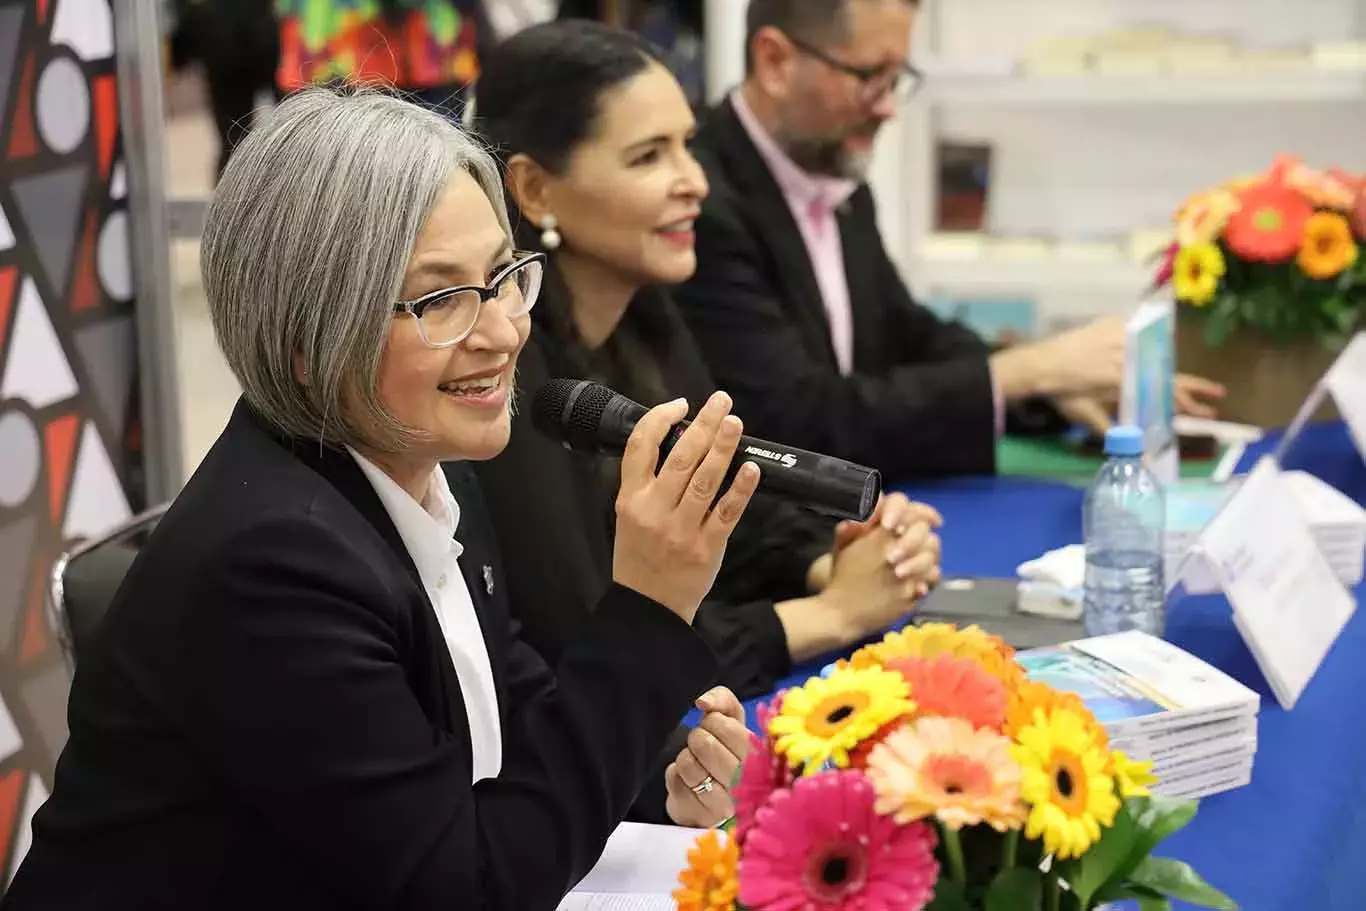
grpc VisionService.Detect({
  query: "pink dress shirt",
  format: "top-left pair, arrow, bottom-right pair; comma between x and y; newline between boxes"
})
729,91 -> 1005,433
731,91 -> 859,376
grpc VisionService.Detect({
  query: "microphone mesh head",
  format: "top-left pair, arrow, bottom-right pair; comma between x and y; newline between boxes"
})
531,379 -> 614,450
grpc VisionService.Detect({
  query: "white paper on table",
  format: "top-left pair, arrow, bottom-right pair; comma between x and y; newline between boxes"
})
556,822 -> 714,911
1183,458 -> 1355,709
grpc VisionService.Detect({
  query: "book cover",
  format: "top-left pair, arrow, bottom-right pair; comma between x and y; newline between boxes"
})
1017,631 -> 1259,737
1121,299 -> 1177,484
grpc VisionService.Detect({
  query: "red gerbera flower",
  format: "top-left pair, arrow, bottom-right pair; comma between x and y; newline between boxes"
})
1224,181 -> 1313,263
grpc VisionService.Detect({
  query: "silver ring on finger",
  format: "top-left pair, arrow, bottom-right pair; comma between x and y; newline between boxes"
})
691,775 -> 717,796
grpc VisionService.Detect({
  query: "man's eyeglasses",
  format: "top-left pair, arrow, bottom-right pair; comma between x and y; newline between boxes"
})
788,36 -> 924,105
394,252 -> 546,348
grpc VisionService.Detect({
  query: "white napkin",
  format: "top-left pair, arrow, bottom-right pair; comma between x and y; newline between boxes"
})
1016,544 -> 1085,620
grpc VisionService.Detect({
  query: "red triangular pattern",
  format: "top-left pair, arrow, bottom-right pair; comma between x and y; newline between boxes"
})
92,76 -> 118,179
20,560 -> 49,664
44,414 -> 80,523
70,211 -> 100,312
6,57 -> 37,160
0,266 -> 17,347
0,770 -> 25,871
36,0 -> 48,25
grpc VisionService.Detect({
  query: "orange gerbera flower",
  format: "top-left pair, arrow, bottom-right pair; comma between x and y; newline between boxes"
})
673,830 -> 739,911
1297,212 -> 1359,279
1224,181 -> 1313,262
1004,680 -> 1108,750
1286,162 -> 1358,210
886,655 -> 1008,732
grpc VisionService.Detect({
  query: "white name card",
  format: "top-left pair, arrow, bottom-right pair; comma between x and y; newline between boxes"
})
1180,458 -> 1355,708
1276,331 -> 1366,463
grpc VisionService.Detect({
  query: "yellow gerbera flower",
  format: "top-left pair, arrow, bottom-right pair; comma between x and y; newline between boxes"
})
846,623 -> 1013,672
1011,707 -> 1120,860
1172,243 -> 1226,306
1110,750 -> 1158,799
770,667 -> 915,775
673,830 -> 739,911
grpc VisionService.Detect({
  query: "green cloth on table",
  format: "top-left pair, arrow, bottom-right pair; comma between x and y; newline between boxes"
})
997,436 -> 1223,484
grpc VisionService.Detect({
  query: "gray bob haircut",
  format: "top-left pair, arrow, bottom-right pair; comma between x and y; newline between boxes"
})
201,86 -> 510,450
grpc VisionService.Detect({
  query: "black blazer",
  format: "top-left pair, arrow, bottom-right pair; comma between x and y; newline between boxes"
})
470,298 -> 829,707
675,96 -> 1000,479
3,401 -> 716,911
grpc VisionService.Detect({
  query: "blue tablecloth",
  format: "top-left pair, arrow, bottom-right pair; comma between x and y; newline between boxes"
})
702,423 -> 1366,911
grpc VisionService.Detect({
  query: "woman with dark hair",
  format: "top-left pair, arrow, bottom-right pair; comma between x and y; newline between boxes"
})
468,19 -> 946,827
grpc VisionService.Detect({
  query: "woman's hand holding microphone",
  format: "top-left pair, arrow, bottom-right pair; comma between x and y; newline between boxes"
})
609,392 -> 758,828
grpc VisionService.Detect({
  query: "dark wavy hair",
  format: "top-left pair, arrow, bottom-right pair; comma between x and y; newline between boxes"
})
474,20 -> 676,402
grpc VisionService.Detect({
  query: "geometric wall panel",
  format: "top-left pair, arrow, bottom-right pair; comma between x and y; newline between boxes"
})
0,518 -> 38,653
35,56 -> 89,156
0,770 -> 25,889
0,8 -> 24,127
10,165 -> 89,295
74,315 -> 134,433
62,420 -> 131,540
0,2 -> 144,882
50,0 -> 114,63
0,278 -> 78,409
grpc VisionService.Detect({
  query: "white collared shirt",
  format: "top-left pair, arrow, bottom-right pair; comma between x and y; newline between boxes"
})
348,448 -> 503,784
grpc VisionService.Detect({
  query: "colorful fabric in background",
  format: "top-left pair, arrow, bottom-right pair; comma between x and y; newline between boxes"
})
275,0 -> 479,92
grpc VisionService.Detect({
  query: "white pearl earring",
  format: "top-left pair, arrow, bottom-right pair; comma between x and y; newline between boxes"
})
540,214 -> 562,251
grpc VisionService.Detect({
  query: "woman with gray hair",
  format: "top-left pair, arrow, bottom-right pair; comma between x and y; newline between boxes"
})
4,88 -> 759,910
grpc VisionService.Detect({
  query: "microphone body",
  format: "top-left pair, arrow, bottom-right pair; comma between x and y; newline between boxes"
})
533,379 -> 882,522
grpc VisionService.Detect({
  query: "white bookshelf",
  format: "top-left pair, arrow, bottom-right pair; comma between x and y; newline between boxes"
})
888,0 -> 1366,330
918,68 -> 1366,106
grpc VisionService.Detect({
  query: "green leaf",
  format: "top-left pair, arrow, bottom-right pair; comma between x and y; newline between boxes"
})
1138,896 -> 1174,911
924,877 -> 972,911
1070,800 -> 1139,906
1129,856 -> 1239,910
985,866 -> 1043,911
1132,797 -> 1198,858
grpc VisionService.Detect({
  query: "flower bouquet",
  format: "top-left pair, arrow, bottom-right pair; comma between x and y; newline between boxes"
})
674,624 -> 1237,911
1157,154 -> 1366,347
1154,155 -> 1366,425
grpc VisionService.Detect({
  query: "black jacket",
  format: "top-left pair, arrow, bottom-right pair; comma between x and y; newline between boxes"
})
675,96 -> 1002,479
3,400 -> 716,910
471,296 -> 831,702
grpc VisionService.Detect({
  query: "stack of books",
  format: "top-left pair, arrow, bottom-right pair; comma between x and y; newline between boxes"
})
1017,631 -> 1258,800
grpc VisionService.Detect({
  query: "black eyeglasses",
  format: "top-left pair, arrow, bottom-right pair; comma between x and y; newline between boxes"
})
394,252 -> 546,348
788,36 -> 925,104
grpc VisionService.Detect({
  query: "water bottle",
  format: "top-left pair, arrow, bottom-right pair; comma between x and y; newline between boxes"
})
1083,425 -> 1167,638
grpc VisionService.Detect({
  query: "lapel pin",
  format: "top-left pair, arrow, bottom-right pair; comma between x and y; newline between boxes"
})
482,565 -> 495,596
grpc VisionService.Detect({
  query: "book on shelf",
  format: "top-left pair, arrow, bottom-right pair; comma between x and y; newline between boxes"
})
1017,631 -> 1259,798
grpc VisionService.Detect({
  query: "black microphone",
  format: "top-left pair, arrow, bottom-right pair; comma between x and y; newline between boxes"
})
531,379 -> 882,522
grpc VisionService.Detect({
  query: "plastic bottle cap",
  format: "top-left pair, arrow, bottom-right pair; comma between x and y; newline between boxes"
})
1104,425 -> 1144,457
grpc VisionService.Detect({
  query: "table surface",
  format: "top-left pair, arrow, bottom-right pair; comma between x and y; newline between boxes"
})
704,422 -> 1366,911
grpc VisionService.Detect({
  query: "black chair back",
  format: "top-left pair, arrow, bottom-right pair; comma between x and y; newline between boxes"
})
48,504 -> 170,671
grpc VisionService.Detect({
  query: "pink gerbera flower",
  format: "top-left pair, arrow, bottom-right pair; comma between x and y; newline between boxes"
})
739,771 -> 940,911
735,694 -> 794,844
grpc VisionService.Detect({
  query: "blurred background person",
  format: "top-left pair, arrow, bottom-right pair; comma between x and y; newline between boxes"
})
469,19 -> 944,738
169,0 -> 280,178
675,0 -> 1226,479
276,0 -> 490,123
